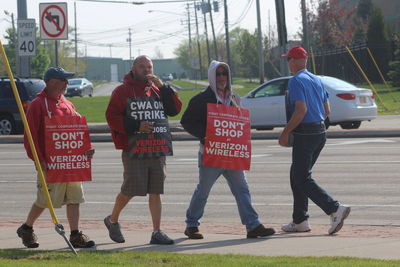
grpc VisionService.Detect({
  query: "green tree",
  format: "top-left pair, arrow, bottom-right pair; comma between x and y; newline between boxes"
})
367,7 -> 390,45
388,39 -> 400,87
3,27 -> 17,75
367,6 -> 391,81
174,27 -> 270,79
231,28 -> 258,79
357,0 -> 373,21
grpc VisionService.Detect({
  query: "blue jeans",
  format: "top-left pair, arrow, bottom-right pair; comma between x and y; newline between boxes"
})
185,152 -> 261,231
291,122 -> 339,224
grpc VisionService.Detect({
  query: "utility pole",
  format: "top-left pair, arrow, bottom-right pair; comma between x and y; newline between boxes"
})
55,41 -> 59,67
74,1 -> 78,73
208,0 -> 218,60
256,0 -> 264,84
301,0 -> 309,51
127,28 -> 132,61
194,2 -> 203,80
202,1 -> 211,65
4,11 -> 18,73
224,0 -> 232,74
187,3 -> 194,78
275,0 -> 288,76
17,0 -> 30,77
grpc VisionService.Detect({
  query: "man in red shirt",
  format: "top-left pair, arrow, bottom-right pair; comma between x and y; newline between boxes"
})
17,67 -> 95,249
104,56 -> 182,245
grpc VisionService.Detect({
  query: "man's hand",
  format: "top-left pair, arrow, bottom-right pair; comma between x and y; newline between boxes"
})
139,121 -> 154,133
279,131 -> 290,147
85,148 -> 95,159
145,74 -> 164,88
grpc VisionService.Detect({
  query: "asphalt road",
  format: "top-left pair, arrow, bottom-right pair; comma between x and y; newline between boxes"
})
1,138 -> 399,227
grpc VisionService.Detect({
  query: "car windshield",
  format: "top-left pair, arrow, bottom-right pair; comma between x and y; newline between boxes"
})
25,80 -> 45,99
69,79 -> 83,85
320,76 -> 357,89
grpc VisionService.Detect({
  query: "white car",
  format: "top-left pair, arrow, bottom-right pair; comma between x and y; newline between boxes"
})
241,76 -> 377,130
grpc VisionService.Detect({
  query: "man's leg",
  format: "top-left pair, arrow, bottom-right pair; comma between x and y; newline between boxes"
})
66,203 -> 79,231
149,194 -> 161,231
25,204 -> 45,227
292,133 -> 338,223
111,193 -> 133,222
17,204 -> 43,248
185,153 -> 222,227
67,203 -> 95,248
223,170 -> 260,231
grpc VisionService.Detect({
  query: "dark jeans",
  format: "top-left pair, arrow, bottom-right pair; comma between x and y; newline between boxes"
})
290,122 -> 339,224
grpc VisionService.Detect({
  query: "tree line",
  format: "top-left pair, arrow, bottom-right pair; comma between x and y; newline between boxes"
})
174,0 -> 400,84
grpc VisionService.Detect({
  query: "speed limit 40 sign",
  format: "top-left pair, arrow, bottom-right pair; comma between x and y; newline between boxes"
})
17,19 -> 36,56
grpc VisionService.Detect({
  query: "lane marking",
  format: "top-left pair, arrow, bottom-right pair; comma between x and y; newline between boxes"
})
327,139 -> 396,146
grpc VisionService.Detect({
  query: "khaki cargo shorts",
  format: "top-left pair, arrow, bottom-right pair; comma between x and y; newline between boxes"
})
35,174 -> 85,209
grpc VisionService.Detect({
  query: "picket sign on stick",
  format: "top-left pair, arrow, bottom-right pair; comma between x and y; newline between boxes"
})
0,40 -> 77,255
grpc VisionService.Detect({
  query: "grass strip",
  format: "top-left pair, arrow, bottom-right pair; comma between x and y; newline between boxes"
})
0,250 -> 399,267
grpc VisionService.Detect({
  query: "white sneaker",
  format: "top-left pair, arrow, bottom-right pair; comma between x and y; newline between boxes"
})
329,204 -> 351,235
281,220 -> 311,232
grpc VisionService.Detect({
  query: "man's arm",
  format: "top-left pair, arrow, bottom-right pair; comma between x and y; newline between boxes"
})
24,100 -> 45,162
145,74 -> 182,116
324,101 -> 330,119
106,88 -> 140,135
159,84 -> 182,116
180,97 -> 206,141
279,100 -> 307,147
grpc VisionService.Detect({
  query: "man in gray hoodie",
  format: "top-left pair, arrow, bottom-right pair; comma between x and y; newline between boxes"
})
180,60 -> 275,239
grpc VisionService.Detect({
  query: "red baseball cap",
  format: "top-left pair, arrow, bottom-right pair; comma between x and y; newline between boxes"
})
281,45 -> 308,58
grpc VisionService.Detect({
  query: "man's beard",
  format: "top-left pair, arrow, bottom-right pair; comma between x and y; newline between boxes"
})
133,71 -> 147,82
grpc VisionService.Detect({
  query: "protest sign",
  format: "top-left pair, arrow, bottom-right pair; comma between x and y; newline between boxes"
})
202,103 -> 251,170
45,116 -> 92,183
126,97 -> 173,157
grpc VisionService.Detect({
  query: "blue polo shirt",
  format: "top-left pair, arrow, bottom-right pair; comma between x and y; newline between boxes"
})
288,69 -> 329,123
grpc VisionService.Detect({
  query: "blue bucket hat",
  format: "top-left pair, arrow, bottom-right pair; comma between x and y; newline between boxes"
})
43,67 -> 75,81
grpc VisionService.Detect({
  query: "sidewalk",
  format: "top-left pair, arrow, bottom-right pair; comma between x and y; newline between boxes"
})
2,220 -> 400,260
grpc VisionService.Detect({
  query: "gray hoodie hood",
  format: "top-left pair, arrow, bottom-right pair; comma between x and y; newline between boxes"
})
207,60 -> 240,106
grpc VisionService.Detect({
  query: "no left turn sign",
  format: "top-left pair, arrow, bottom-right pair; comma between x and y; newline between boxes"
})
39,2 -> 68,40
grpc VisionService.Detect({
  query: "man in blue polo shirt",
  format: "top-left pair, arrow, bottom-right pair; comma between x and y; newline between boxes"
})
279,46 -> 351,235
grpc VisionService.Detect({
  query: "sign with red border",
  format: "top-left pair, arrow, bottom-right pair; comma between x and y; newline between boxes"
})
39,2 -> 68,40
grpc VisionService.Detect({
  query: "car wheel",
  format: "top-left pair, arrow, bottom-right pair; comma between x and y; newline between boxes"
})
324,117 -> 330,130
89,88 -> 93,97
339,121 -> 361,129
0,115 -> 15,135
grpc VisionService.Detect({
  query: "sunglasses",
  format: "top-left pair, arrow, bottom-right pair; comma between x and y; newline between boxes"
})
286,57 -> 292,62
54,78 -> 68,82
216,71 -> 228,77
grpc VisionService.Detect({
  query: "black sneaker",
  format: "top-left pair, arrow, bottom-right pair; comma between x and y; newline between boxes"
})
247,224 -> 275,238
17,225 -> 39,248
150,230 -> 174,245
69,231 -> 95,248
